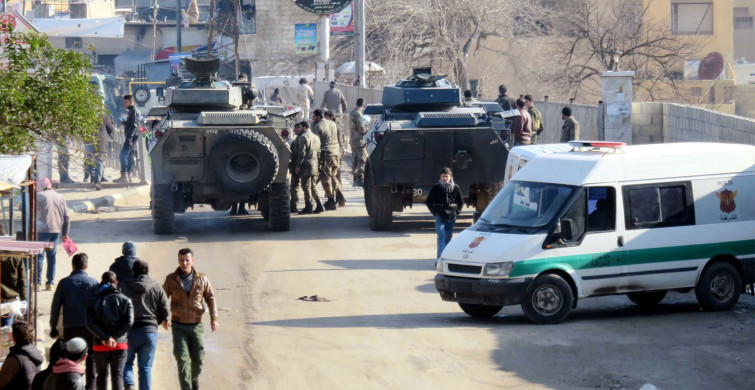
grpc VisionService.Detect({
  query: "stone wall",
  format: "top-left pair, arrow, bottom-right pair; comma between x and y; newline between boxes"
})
631,102 -> 664,144
662,103 -> 755,145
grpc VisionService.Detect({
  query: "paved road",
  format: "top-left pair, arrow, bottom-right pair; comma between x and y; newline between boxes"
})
40,183 -> 755,390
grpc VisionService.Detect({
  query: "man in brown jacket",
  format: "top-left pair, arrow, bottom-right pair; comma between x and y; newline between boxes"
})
162,248 -> 218,390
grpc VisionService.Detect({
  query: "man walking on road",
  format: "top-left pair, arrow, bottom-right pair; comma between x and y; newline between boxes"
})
320,81 -> 348,142
349,98 -> 368,188
560,107 -> 580,142
50,253 -> 99,390
123,260 -> 169,390
109,241 -> 140,290
36,177 -> 70,291
294,122 -> 323,214
163,248 -> 218,390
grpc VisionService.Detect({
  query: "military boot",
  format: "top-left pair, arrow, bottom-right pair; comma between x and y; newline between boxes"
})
324,198 -> 337,211
238,203 -> 249,215
336,191 -> 346,207
290,202 -> 298,214
314,199 -> 325,214
353,177 -> 364,188
298,203 -> 314,214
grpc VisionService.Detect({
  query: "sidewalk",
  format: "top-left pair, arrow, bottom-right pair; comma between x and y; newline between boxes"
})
52,164 -> 151,213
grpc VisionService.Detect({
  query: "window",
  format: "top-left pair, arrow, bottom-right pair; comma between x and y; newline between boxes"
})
561,189 -> 586,242
671,3 -> 713,35
587,187 -> 615,232
734,17 -> 753,29
65,37 -> 83,49
623,182 -> 695,229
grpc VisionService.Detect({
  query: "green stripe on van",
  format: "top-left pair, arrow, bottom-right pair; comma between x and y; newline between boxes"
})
508,239 -> 755,278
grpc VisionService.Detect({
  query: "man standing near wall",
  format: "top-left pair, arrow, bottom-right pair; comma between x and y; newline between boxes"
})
524,95 -> 543,144
296,78 -> 314,120
349,98 -> 368,188
560,107 -> 580,142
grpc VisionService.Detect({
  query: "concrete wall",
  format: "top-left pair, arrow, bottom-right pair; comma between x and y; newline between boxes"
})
662,103 -> 755,145
534,101 -> 600,143
731,84 -> 755,118
632,102 -> 665,144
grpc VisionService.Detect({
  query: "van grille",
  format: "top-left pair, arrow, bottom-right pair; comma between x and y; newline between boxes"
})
448,264 -> 482,274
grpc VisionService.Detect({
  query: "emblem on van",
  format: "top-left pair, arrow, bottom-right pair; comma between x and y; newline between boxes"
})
715,189 -> 737,213
469,237 -> 488,248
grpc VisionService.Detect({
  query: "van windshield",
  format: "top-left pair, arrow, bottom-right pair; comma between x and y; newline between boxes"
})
479,181 -> 575,228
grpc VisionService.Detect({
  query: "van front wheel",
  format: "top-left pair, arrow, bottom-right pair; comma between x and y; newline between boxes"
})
458,303 -> 502,318
695,262 -> 742,311
521,274 -> 574,324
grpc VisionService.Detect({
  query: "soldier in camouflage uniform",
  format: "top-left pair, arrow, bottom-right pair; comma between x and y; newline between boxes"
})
294,121 -> 324,214
288,122 -> 304,213
325,110 -> 347,207
349,98 -> 369,188
311,109 -> 342,211
524,95 -> 543,144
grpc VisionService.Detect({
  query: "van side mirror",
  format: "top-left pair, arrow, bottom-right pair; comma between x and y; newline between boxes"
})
559,218 -> 574,241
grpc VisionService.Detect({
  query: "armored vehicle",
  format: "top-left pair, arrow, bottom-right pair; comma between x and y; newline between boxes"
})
147,57 -> 298,234
363,67 -> 512,231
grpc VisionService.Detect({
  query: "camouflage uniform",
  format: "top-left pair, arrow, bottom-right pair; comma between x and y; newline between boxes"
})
294,128 -> 321,209
528,105 -> 543,144
349,106 -> 368,184
288,135 -> 302,211
560,117 -> 580,142
314,119 -> 342,200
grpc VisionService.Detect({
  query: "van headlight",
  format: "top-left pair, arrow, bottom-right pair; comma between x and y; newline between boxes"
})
436,258 -> 444,272
483,262 -> 514,276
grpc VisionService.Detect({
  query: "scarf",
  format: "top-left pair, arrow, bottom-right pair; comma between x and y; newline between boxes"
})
438,179 -> 456,193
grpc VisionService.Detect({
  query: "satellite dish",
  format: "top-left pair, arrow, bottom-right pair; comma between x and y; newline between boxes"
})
698,52 -> 724,80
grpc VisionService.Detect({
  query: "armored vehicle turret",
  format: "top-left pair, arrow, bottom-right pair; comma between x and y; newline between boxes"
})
147,57 -> 299,234
363,67 -> 511,230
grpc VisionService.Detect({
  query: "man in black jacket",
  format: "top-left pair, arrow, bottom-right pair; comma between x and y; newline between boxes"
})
122,260 -> 169,390
109,241 -> 139,291
50,253 -> 98,390
43,337 -> 88,390
115,95 -> 140,183
424,167 -> 464,259
86,271 -> 134,390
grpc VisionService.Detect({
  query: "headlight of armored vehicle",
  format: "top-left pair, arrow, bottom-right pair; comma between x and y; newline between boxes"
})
483,262 -> 514,276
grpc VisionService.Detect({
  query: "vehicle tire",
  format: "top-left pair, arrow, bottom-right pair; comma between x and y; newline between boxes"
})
209,129 -> 279,194
364,163 -> 373,216
152,184 -> 174,234
627,290 -> 667,306
258,191 -> 270,221
369,184 -> 393,231
521,274 -> 574,324
269,182 -> 291,232
695,262 -> 742,311
459,303 -> 502,318
133,87 -> 150,106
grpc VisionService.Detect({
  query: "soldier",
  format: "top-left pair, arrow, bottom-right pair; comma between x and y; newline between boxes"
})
288,122 -> 304,214
495,85 -> 515,111
560,106 -> 580,142
524,95 -> 543,144
311,109 -> 343,211
349,98 -> 368,188
294,122 -> 324,214
320,81 -> 348,143
324,110 -> 347,207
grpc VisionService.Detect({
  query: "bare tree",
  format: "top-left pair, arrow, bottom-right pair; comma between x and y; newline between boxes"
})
358,0 -> 553,90
553,0 -> 699,101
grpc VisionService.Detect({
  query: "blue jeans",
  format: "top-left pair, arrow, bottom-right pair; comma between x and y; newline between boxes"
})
435,215 -> 456,259
119,142 -> 135,174
37,232 -> 60,285
124,328 -> 158,390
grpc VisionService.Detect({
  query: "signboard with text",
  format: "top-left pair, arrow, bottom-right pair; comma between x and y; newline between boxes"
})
330,1 -> 353,36
294,23 -> 317,56
292,0 -> 350,14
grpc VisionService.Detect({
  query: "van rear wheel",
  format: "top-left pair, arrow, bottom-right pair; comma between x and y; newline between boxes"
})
695,262 -> 742,311
627,290 -> 667,306
458,303 -> 502,318
521,274 -> 573,324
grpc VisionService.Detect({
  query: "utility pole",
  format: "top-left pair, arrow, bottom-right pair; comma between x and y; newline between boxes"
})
233,0 -> 240,76
355,0 -> 365,87
206,0 -> 214,57
151,0 -> 159,60
176,0 -> 182,53
318,14 -> 330,81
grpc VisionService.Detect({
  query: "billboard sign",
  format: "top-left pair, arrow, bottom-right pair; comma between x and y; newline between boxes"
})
294,23 -> 317,56
292,0 -> 350,15
330,1 -> 353,36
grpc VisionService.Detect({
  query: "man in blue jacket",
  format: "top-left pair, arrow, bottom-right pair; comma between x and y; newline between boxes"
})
49,253 -> 99,390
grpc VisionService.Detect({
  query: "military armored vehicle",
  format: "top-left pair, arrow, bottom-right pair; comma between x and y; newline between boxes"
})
147,57 -> 298,234
363,67 -> 511,231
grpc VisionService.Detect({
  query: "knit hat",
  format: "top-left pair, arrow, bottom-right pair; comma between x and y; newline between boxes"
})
65,337 -> 87,356
122,241 -> 137,256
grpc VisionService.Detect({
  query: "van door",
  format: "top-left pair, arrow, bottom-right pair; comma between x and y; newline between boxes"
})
559,187 -> 625,296
620,181 -> 697,292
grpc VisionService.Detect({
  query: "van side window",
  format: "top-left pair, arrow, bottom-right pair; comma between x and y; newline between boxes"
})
562,189 -> 587,242
588,187 -> 615,232
623,182 -> 695,229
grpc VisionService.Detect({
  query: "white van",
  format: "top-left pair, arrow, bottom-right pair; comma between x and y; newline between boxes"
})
504,143 -> 574,185
435,141 -> 755,324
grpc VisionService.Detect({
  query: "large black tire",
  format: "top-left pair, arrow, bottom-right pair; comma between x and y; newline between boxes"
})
369,184 -> 393,231
521,274 -> 574,324
695,262 -> 742,311
208,130 -> 279,194
459,303 -> 502,318
627,290 -> 667,306
364,163 -> 373,216
269,182 -> 291,231
258,191 -> 270,221
152,185 -> 174,234
133,87 -> 150,106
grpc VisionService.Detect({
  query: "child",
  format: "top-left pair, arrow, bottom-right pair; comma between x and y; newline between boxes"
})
425,167 -> 464,259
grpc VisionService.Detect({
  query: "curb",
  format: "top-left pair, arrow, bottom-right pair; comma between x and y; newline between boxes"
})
68,185 -> 150,213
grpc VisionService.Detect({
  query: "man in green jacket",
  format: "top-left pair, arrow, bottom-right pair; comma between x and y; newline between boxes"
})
294,122 -> 323,214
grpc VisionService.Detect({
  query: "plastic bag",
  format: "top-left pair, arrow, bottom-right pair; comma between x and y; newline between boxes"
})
62,238 -> 78,257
